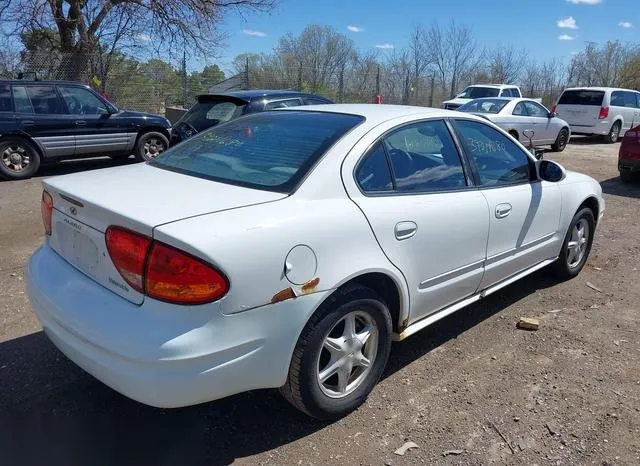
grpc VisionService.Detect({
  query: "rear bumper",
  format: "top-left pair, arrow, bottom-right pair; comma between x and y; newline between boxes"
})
619,158 -> 640,173
27,245 -> 329,408
569,121 -> 612,136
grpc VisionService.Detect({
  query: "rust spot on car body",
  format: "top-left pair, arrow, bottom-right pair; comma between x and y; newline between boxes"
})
301,277 -> 320,294
271,287 -> 295,304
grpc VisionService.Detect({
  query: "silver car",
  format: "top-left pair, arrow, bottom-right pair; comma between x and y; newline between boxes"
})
457,98 -> 571,152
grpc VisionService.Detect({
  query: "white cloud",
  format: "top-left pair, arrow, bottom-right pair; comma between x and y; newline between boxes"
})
557,16 -> 578,29
558,34 -> 575,40
375,43 -> 394,50
242,29 -> 267,37
567,0 -> 602,4
135,33 -> 151,42
347,25 -> 364,33
619,21 -> 633,28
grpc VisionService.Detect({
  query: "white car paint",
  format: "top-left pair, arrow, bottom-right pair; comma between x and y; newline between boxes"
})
441,84 -> 522,110
457,97 -> 570,148
27,104 -> 604,409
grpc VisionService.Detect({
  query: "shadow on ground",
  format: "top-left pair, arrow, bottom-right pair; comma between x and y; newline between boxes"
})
601,176 -> 640,199
0,270 -> 558,466
0,157 -> 137,182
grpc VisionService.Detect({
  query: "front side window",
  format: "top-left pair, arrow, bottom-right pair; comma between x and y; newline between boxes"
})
458,99 -> 508,114
24,86 -> 65,114
151,111 -> 364,192
265,99 -> 303,110
355,143 -> 393,193
58,86 -> 109,115
524,101 -> 549,118
383,120 -> 467,192
454,119 -> 531,186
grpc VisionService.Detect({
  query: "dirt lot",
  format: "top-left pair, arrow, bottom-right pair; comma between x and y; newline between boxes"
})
1,141 -> 639,466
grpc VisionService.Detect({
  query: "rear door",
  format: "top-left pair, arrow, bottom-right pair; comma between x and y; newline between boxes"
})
0,83 -> 15,132
511,101 -> 537,144
12,84 -> 76,158
524,101 -> 555,144
555,89 -> 605,128
57,85 -> 128,156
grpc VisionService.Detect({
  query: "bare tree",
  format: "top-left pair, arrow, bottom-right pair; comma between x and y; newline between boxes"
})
424,21 -> 482,99
487,44 -> 526,83
2,0 -> 277,80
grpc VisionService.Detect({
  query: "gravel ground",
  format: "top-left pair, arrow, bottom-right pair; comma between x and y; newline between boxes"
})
0,141 -> 639,466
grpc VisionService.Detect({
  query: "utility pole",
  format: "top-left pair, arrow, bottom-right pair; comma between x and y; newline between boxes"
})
182,50 -> 187,108
245,56 -> 250,89
429,72 -> 435,107
376,65 -> 380,96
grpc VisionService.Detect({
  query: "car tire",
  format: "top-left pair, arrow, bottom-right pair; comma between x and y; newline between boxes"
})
134,132 -> 169,162
0,137 -> 41,180
620,170 -> 635,183
551,128 -> 569,152
279,284 -> 393,420
552,207 -> 595,280
604,122 -> 621,144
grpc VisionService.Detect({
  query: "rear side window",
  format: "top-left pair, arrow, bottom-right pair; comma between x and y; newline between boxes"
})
303,97 -> 330,105
623,91 -> 638,108
265,99 -> 302,110
12,86 -> 34,113
355,143 -> 393,192
0,84 -> 11,112
152,111 -> 364,192
558,90 -> 605,106
25,86 -> 65,114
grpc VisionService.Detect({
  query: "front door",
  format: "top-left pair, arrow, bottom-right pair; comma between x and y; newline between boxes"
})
57,85 -> 128,156
452,118 -> 562,289
524,101 -> 556,144
345,119 -> 490,323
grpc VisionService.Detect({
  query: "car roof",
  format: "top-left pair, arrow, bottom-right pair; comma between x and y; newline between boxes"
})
562,87 -> 638,92
283,104 -> 484,126
468,84 -> 518,89
0,79 -> 90,87
200,89 -> 326,100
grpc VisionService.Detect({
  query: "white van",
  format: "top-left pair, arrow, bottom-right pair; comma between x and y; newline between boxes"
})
441,84 -> 522,110
553,87 -> 640,143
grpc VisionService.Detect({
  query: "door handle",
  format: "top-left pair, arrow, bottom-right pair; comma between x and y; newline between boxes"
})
495,203 -> 512,219
74,120 -> 87,126
21,120 -> 35,127
394,221 -> 418,240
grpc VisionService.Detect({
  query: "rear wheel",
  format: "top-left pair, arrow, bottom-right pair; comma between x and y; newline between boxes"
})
604,122 -> 621,144
620,170 -> 635,183
552,207 -> 595,280
551,128 -> 569,152
134,132 -> 169,162
0,137 -> 41,180
280,284 -> 392,420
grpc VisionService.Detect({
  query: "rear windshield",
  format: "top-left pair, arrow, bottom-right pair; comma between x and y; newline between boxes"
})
151,111 -> 364,192
458,99 -> 509,114
558,90 -> 605,106
180,99 -> 245,131
458,87 -> 500,99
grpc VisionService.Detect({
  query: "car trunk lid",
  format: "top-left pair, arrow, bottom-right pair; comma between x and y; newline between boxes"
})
44,163 -> 286,304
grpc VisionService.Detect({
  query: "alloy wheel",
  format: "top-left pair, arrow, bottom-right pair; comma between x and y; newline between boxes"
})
566,218 -> 590,269
1,144 -> 30,173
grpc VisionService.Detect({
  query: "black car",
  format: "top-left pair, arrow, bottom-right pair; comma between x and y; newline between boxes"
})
170,90 -> 333,145
0,80 -> 171,180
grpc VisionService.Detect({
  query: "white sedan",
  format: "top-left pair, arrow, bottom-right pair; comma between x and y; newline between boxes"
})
28,104 -> 604,420
457,97 -> 571,152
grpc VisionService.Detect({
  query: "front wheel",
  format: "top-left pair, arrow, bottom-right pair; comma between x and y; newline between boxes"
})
551,128 -> 569,152
134,132 -> 169,162
280,285 -> 392,420
0,138 -> 41,180
552,207 -> 595,280
604,122 -> 621,144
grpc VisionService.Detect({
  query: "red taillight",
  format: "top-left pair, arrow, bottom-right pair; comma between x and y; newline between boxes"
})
551,104 -> 557,113
105,227 -> 151,293
105,226 -> 228,304
599,106 -> 609,119
146,242 -> 229,304
41,190 -> 53,235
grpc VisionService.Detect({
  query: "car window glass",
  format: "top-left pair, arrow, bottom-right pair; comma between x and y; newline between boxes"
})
455,119 -> 530,186
383,120 -> 467,192
513,102 -> 527,116
623,91 -> 637,108
610,91 -> 625,107
12,86 -> 34,113
636,93 -> 640,109
205,101 -> 237,121
355,143 -> 393,192
0,84 -> 11,112
303,97 -> 329,105
24,86 -> 65,114
59,86 -> 108,115
524,101 -> 548,117
265,99 -> 302,110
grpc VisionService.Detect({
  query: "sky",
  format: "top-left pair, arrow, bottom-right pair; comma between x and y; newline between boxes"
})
210,0 -> 638,73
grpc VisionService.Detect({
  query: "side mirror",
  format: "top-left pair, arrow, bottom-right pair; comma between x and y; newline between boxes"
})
537,159 -> 566,182
547,111 -> 556,118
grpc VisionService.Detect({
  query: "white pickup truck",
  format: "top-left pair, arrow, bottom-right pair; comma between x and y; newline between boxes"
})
442,84 -> 537,110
